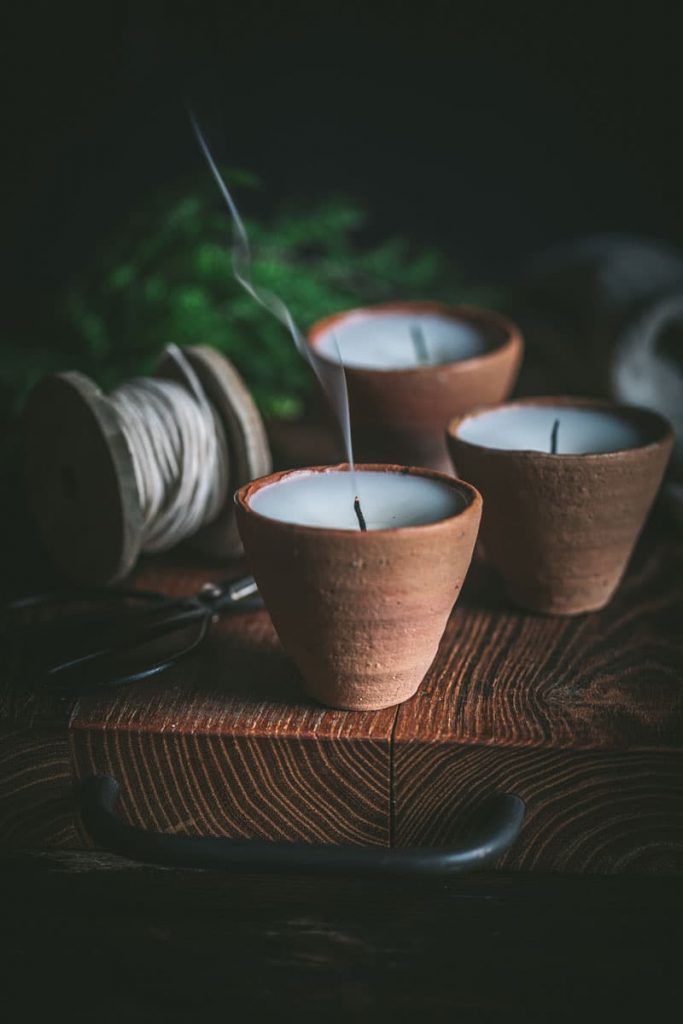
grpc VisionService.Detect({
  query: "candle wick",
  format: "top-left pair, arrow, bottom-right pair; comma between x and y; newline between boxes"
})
354,496 -> 367,532
550,418 -> 560,454
410,324 -> 429,365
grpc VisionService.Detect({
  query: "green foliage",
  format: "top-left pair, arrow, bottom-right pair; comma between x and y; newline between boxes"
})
4,172 -> 501,421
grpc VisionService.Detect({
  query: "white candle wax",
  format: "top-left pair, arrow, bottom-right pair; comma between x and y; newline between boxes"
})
458,404 -> 652,454
314,312 -> 488,369
248,469 -> 466,530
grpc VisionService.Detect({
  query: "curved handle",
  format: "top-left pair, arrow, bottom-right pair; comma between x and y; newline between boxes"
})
80,775 -> 525,876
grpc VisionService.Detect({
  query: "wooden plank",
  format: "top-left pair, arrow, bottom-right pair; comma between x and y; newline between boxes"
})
0,730 -> 78,848
395,744 -> 683,873
394,527 -> 683,872
70,556 -> 396,846
3,505 -> 681,870
2,851 -> 683,1020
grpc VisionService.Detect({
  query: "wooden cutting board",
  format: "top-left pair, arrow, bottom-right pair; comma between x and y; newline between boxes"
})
1,521 -> 682,874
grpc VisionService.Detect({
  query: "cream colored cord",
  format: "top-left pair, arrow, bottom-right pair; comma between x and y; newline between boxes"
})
110,345 -> 229,553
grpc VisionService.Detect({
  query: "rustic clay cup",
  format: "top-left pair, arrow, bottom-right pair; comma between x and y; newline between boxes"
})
235,464 -> 482,710
307,303 -> 524,474
446,397 -> 673,615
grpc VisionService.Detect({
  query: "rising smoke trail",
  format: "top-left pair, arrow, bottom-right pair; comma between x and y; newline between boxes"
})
188,111 -> 357,483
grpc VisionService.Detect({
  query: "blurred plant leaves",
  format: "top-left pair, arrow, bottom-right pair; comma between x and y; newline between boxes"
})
3,171 -> 501,422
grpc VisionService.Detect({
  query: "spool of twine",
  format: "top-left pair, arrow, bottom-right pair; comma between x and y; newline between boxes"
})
23,344 -> 272,585
110,345 -> 230,554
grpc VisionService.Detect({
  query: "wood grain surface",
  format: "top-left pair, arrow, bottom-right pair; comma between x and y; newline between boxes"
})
69,557 -> 394,846
394,522 -> 683,871
395,530 -> 682,751
2,503 -> 682,871
0,731 -> 78,847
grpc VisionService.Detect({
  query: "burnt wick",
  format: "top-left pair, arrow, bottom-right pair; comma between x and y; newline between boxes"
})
354,496 -> 367,532
550,418 -> 560,454
410,324 -> 429,364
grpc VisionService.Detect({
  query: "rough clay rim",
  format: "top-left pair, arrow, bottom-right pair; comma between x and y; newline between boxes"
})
235,462 -> 482,538
306,302 -> 523,376
446,395 -> 674,463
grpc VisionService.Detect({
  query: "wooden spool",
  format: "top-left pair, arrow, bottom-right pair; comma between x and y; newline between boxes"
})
23,345 -> 272,585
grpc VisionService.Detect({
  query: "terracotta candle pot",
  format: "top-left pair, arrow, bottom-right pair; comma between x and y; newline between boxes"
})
447,397 -> 673,615
307,303 -> 523,474
235,464 -> 482,710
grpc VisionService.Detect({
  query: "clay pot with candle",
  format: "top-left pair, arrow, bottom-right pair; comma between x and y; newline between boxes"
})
307,303 -> 523,473
235,464 -> 482,710
446,397 -> 673,616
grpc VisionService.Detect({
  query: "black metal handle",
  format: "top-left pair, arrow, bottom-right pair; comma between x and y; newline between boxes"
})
80,775 -> 525,876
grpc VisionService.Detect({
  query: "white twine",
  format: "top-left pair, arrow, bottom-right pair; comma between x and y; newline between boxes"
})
110,345 -> 230,553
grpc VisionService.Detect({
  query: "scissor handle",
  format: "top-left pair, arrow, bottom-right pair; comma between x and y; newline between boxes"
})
3,575 -> 263,692
80,775 -> 525,876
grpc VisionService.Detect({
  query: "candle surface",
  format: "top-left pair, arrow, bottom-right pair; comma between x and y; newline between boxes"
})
248,469 -> 466,530
458,405 -> 652,454
314,312 -> 488,369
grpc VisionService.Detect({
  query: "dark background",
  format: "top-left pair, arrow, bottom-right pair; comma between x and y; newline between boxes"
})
4,0 -> 683,311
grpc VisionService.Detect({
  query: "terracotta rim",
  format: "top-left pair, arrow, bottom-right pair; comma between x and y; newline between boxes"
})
306,302 -> 522,376
235,463 -> 482,538
446,396 -> 674,462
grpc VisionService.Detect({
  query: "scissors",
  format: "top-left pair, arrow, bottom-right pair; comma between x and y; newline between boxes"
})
3,575 -> 262,694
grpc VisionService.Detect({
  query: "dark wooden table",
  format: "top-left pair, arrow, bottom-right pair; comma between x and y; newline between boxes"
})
1,483 -> 682,1021
1,851 -> 682,1021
